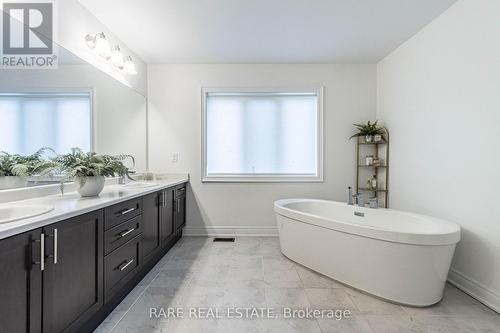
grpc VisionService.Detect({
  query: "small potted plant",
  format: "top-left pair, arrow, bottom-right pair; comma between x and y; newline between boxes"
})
0,148 -> 59,190
349,121 -> 385,143
54,148 -> 134,197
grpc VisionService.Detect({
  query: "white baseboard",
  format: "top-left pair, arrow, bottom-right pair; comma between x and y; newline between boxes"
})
448,268 -> 500,313
183,226 -> 278,237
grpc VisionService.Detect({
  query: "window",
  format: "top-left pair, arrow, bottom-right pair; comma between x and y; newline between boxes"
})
0,92 -> 92,155
202,88 -> 323,182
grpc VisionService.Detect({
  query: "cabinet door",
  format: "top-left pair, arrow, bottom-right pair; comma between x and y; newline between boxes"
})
174,194 -> 186,231
142,192 -> 160,261
42,210 -> 104,333
0,229 -> 42,333
160,188 -> 174,244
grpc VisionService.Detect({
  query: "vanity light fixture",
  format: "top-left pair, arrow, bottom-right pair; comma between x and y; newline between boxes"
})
85,32 -> 111,59
84,32 -> 138,75
123,56 -> 138,75
110,45 -> 124,68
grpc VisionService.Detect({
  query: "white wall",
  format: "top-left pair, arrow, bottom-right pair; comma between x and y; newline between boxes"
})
148,64 -> 376,235
56,0 -> 147,95
377,0 -> 500,311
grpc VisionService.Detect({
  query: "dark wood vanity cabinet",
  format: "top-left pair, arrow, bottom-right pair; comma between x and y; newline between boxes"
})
142,192 -> 161,262
0,212 -> 103,333
159,188 -> 175,244
142,187 -> 180,264
0,181 -> 187,333
42,211 -> 104,333
0,229 -> 42,333
174,185 -> 186,231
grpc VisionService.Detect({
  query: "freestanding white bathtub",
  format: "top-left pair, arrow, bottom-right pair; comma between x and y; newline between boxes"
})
274,199 -> 461,306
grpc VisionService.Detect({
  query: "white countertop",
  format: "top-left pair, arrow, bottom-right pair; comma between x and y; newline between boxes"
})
0,175 -> 189,240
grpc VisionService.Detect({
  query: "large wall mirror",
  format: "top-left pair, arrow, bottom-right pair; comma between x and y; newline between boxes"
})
0,43 -> 147,189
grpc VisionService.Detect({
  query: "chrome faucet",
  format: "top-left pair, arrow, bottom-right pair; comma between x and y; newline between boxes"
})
350,193 -> 364,207
358,194 -> 365,207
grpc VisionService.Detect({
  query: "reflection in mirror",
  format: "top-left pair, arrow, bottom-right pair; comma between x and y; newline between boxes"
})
0,44 -> 147,189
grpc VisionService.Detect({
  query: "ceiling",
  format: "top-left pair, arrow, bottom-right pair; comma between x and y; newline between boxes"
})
79,0 -> 457,64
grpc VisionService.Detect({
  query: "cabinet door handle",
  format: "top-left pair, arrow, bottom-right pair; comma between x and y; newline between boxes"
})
120,207 -> 136,215
33,233 -> 45,271
160,191 -> 167,207
40,233 -> 45,271
32,234 -> 45,270
118,259 -> 134,271
119,228 -> 136,238
53,229 -> 58,264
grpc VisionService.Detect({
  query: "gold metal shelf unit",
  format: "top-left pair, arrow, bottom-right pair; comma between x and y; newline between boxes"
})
355,127 -> 389,208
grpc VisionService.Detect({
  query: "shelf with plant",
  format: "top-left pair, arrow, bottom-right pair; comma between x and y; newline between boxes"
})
54,148 -> 135,197
0,148 -> 59,190
349,120 -> 386,143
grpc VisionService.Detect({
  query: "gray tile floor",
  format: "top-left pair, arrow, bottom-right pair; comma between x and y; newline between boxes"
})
95,237 -> 500,333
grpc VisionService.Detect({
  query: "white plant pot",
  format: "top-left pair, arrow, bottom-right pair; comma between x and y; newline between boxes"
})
0,176 -> 28,190
76,176 -> 105,197
374,134 -> 383,142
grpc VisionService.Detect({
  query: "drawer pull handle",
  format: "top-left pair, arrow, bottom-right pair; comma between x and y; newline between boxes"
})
119,228 -> 136,238
118,259 -> 134,271
119,207 -> 136,215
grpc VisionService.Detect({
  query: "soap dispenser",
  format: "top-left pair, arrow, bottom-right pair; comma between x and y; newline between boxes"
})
370,175 -> 377,190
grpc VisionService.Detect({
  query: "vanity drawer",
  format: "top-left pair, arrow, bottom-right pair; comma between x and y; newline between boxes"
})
175,184 -> 186,197
104,215 -> 142,255
105,198 -> 142,230
104,235 -> 141,301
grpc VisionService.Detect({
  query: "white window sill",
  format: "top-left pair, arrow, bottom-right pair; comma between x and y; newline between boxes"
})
202,175 -> 324,183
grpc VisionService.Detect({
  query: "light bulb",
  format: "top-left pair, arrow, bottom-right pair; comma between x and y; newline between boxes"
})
123,56 -> 137,75
94,32 -> 111,59
110,45 -> 124,68
84,34 -> 95,49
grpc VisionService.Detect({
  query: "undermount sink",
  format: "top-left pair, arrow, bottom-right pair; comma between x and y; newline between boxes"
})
0,205 -> 55,224
122,182 -> 159,189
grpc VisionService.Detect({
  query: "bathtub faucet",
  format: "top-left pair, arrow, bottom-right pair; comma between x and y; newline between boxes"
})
355,194 -> 365,207
351,193 -> 364,207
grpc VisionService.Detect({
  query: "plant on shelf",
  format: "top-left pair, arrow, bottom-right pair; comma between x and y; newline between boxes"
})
54,148 -> 135,197
349,120 -> 385,142
0,148 -> 59,190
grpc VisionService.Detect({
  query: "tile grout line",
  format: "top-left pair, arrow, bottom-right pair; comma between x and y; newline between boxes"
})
107,269 -> 162,333
107,240 -> 186,333
290,256 -> 325,333
363,316 -> 378,333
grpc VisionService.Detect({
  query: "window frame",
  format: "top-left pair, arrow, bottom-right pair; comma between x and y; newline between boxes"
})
201,87 -> 324,183
0,88 -> 95,153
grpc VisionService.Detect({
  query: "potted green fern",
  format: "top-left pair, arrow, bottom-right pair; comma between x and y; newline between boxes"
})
0,148 -> 59,190
54,148 -> 134,197
349,121 -> 385,143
